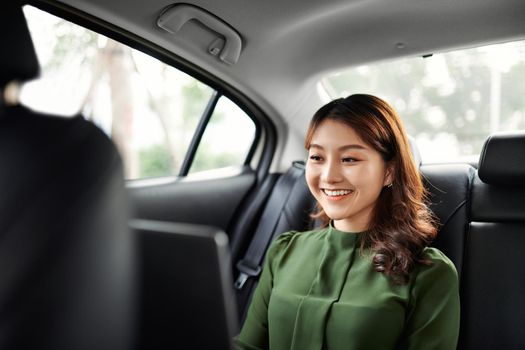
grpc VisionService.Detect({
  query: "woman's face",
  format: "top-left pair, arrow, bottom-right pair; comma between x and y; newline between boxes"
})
305,119 -> 392,232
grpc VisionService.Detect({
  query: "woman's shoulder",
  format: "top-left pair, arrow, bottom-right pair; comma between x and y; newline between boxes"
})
406,247 -> 460,309
272,228 -> 325,246
420,247 -> 456,269
266,228 -> 327,257
414,246 -> 459,283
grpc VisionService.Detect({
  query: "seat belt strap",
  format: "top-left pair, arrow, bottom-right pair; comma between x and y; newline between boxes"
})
234,161 -> 305,290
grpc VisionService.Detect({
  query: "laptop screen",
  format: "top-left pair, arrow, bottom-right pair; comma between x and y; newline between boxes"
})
131,219 -> 238,350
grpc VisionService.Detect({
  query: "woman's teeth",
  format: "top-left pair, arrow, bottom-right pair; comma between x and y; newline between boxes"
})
323,189 -> 353,197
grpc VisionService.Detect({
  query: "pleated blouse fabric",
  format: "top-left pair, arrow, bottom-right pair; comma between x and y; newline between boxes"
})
235,223 -> 460,350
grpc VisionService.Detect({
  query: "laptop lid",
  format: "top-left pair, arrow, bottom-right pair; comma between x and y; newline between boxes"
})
130,219 -> 238,350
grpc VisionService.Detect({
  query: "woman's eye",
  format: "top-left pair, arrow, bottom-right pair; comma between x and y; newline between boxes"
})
309,155 -> 322,161
342,157 -> 357,163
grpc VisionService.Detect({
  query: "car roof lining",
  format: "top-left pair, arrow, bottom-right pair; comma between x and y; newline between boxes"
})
52,0 -> 525,117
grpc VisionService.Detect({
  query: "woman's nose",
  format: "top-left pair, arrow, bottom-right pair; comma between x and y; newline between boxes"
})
321,160 -> 343,183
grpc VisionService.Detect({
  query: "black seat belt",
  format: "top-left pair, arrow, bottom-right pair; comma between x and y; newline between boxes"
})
234,161 -> 305,317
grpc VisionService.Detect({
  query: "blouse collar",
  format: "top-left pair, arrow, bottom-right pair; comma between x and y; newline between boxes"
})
327,220 -> 363,249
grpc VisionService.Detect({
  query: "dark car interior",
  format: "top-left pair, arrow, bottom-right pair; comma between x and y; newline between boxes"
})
2,0 -> 525,349
0,4 -> 134,349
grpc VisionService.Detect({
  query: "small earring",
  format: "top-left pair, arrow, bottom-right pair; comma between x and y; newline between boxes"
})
387,183 -> 393,188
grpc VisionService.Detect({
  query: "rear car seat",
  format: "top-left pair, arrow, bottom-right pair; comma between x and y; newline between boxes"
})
420,163 -> 475,276
458,132 -> 525,349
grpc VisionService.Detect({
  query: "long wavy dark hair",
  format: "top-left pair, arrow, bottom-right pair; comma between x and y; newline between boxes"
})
305,94 -> 438,285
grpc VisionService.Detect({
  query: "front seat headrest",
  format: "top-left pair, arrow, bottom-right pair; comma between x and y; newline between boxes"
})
0,2 -> 39,88
478,131 -> 525,186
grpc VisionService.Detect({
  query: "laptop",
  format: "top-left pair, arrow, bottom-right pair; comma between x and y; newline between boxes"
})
130,219 -> 239,350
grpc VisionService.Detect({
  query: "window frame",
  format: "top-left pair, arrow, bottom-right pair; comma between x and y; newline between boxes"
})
27,0 -> 275,181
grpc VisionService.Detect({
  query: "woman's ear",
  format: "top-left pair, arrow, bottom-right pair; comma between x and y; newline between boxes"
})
383,164 -> 394,187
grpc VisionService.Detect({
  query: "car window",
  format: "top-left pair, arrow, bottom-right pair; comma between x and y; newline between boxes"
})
190,96 -> 256,174
322,40 -> 525,164
22,5 -> 256,179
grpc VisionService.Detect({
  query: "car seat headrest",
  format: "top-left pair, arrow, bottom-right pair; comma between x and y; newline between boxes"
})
0,2 -> 39,90
478,131 -> 525,186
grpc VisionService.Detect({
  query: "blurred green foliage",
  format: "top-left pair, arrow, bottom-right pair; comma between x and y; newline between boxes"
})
139,144 -> 173,178
325,45 -> 525,159
191,142 -> 243,173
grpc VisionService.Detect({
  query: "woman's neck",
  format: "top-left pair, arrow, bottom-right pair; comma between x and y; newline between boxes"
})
333,219 -> 369,233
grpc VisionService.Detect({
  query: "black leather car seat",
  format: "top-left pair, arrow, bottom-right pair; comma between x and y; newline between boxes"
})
0,3 -> 135,349
458,132 -> 525,350
420,163 -> 475,276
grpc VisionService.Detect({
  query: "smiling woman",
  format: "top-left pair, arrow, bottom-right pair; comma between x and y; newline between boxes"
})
304,94 -> 439,284
235,94 -> 460,350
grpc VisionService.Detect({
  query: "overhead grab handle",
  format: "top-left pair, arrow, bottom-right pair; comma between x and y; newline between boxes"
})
157,3 -> 243,65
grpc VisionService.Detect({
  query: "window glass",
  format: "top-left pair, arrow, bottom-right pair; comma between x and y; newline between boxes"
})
322,40 -> 525,163
190,97 -> 256,173
22,6 -> 214,179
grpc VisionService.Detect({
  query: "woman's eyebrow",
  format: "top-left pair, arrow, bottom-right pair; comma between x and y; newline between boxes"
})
309,144 -> 324,150
309,143 -> 366,151
339,144 -> 367,151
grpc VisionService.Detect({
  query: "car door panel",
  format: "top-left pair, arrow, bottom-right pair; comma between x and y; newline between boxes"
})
128,168 -> 256,232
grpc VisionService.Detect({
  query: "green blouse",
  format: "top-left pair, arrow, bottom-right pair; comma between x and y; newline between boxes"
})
235,223 -> 460,350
